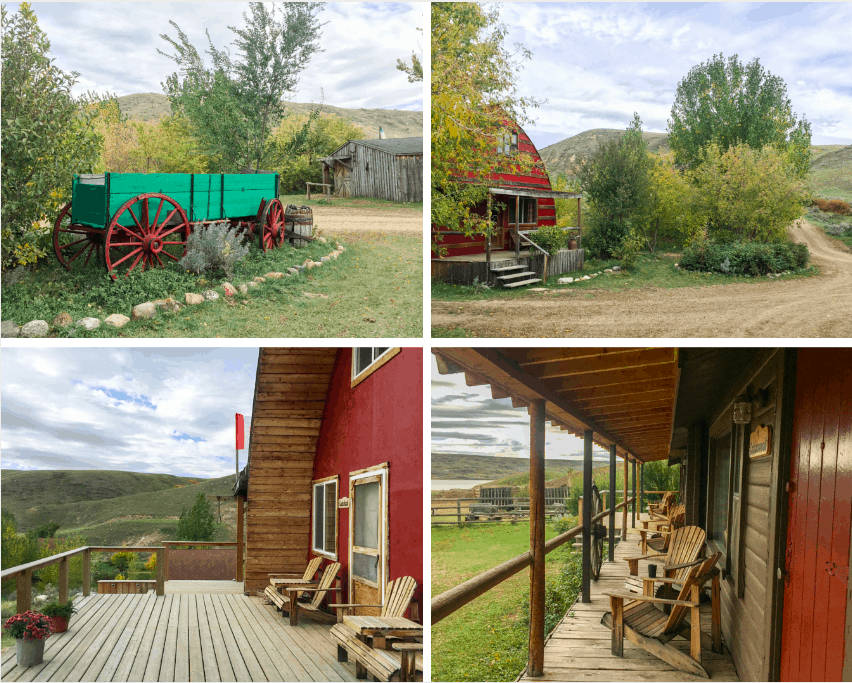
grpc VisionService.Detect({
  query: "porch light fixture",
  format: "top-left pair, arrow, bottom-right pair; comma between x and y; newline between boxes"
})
733,400 -> 752,424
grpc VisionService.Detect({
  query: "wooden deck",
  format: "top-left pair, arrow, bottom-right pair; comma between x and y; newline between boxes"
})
520,518 -> 740,682
1,592 -> 360,682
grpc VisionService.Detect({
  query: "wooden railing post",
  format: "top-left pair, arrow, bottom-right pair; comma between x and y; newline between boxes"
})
163,542 -> 169,581
609,444 -> 617,562
82,549 -> 91,596
632,460 -> 637,528
640,463 -> 645,514
236,495 -> 245,583
59,557 -> 69,605
457,499 -> 461,526
17,569 -> 32,613
528,399 -> 546,677
581,429 -> 593,603
155,549 -> 165,596
578,496 -> 583,526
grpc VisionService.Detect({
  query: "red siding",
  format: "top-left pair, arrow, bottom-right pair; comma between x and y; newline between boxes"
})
311,348 -> 424,616
781,348 -> 851,681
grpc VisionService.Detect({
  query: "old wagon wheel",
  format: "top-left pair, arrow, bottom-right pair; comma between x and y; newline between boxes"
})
53,202 -> 103,270
590,484 -> 606,580
104,193 -> 189,279
259,198 -> 285,252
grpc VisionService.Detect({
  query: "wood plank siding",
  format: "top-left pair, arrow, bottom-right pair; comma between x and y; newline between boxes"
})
244,348 -> 338,595
326,139 -> 423,203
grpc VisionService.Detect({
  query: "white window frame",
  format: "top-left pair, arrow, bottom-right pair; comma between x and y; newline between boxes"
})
351,347 -> 400,388
311,475 -> 338,560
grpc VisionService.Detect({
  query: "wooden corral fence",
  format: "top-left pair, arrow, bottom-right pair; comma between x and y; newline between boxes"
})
529,248 -> 585,282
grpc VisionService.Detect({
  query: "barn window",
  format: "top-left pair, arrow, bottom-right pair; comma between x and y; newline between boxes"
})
312,476 -> 338,559
351,348 -> 400,388
507,197 -> 538,225
497,130 -> 519,156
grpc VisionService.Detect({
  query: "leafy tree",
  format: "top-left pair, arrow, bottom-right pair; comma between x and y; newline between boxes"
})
159,2 -> 325,172
576,113 -> 653,258
552,172 -> 580,228
431,3 -> 542,253
396,27 -> 423,82
176,493 -> 216,542
1,3 -> 111,268
640,461 -> 680,512
668,53 -> 811,176
690,142 -> 809,243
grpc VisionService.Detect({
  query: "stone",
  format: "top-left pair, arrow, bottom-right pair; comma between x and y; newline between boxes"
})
222,283 -> 237,296
557,277 -> 574,284
35,595 -> 47,602
303,292 -> 329,299
582,276 -> 591,281
331,252 -> 339,259
338,246 -> 346,252
264,272 -> 285,279
612,266 -> 622,272
238,284 -> 249,294
185,293 -> 204,305
313,260 -> 323,267
76,317 -> 100,331
1,321 -> 21,338
529,287 -> 547,292
321,256 -> 330,262
203,290 -> 219,302
131,302 -> 157,320
104,313 -> 130,328
153,298 -> 180,312
21,320 -> 49,337
604,268 -> 613,274
305,260 -> 316,269
246,281 -> 258,288
253,276 -> 266,284
287,268 -> 300,276
52,312 -> 74,328
317,236 -> 327,243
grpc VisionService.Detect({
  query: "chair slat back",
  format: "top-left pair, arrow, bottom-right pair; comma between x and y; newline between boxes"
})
663,553 -> 720,634
302,556 -> 323,582
662,505 -> 686,551
380,576 -> 417,618
665,526 -> 706,582
310,562 -> 341,608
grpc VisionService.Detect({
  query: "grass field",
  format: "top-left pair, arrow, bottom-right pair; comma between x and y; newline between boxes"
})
807,205 -> 852,251
432,520 -> 581,682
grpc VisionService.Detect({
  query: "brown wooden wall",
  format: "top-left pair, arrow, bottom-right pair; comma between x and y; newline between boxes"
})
706,350 -> 789,682
330,142 -> 422,203
243,348 -> 338,595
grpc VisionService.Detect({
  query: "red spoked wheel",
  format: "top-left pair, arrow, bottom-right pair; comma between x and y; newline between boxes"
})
53,202 -> 103,270
259,198 -> 285,252
104,193 -> 190,279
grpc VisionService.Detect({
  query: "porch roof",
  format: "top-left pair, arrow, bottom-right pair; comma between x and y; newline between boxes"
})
488,187 -> 582,199
432,348 -> 680,462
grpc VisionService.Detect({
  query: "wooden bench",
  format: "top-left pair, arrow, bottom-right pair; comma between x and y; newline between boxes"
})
97,580 -> 156,594
332,622 -> 421,681
306,182 -> 332,201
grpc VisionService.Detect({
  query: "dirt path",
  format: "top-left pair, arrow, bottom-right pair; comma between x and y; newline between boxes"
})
311,204 -> 422,238
432,220 -> 852,338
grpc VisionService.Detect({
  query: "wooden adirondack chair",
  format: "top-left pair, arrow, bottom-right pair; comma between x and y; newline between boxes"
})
264,561 -> 341,626
267,556 -> 323,590
330,576 -> 418,621
647,491 -> 675,520
601,553 -> 723,678
639,504 -> 686,554
624,525 -> 705,594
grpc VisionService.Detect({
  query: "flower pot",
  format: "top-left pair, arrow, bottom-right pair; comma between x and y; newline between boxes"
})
48,615 -> 69,633
15,638 -> 45,667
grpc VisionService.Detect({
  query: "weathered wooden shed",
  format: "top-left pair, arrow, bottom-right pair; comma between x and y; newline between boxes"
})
321,137 -> 423,203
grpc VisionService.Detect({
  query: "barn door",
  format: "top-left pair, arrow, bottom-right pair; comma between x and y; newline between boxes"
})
780,349 -> 851,681
349,466 -> 388,616
334,161 -> 351,198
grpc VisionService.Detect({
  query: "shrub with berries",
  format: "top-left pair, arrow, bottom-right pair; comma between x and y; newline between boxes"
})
3,611 -> 54,641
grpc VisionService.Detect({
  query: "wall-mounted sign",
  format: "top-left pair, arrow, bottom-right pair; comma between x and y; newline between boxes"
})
338,497 -> 350,508
749,424 -> 772,459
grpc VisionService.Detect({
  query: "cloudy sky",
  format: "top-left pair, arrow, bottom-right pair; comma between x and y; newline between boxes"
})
11,2 -> 423,110
498,2 -> 852,148
431,354 -> 609,468
1,348 -> 259,479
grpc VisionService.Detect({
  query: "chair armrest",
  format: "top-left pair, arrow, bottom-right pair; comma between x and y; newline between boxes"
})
268,572 -> 303,577
289,586 -> 343,593
392,643 -> 423,652
328,603 -> 383,609
624,553 -> 666,563
603,589 -> 697,608
664,558 -> 704,571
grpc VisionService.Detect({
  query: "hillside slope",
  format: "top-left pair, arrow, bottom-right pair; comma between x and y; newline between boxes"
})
540,129 -> 670,177
117,93 -> 423,139
432,453 -> 583,480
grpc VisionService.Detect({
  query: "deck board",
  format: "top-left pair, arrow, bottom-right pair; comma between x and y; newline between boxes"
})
519,517 -> 740,682
2,593 -> 359,682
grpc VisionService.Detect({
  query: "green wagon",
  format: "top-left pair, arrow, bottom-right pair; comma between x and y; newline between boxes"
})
53,172 -> 312,278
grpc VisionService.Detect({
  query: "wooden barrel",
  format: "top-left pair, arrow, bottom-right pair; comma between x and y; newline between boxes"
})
568,238 -> 578,250
285,205 -> 312,247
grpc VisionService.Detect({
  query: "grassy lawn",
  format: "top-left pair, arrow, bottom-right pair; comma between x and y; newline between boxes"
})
432,520 -> 581,682
432,252 -> 818,303
279,193 -> 423,212
2,233 -> 422,338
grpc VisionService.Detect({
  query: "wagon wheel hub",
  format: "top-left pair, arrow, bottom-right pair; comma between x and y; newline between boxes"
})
142,235 -> 164,253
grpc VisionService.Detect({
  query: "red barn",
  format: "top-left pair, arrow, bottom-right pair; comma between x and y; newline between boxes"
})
431,119 -> 583,286
234,347 -> 423,621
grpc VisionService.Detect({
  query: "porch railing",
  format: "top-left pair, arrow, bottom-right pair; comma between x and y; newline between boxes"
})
160,541 -> 240,581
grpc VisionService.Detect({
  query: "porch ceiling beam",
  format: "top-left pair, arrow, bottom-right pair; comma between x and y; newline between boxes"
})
504,347 -> 645,367
584,399 -> 673,417
554,378 -> 676,401
570,389 -> 677,410
533,353 -> 677,382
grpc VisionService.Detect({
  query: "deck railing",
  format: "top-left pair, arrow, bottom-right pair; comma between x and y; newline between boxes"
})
1,546 -> 166,613
160,541 -> 240,581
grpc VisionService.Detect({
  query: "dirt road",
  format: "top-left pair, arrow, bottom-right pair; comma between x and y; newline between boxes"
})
432,220 -> 852,338
311,204 -> 422,238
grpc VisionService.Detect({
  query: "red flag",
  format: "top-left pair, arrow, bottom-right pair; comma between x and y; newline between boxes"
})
235,413 -> 245,450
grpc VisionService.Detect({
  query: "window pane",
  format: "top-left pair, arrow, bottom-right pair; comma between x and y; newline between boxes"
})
324,482 -> 336,554
313,485 -> 324,550
712,435 -> 731,545
354,480 -> 380,549
356,348 -> 373,375
352,552 -> 378,582
372,348 -> 388,362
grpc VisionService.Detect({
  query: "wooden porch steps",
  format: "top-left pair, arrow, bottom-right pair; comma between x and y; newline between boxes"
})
491,261 -> 542,288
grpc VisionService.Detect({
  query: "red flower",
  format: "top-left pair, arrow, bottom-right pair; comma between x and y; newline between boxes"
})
3,611 -> 54,641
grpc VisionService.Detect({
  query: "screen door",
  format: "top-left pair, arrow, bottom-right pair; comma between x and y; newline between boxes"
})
350,467 -> 387,615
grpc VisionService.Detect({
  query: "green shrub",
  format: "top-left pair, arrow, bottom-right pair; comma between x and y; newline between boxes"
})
180,221 -> 250,279
86,267 -> 198,311
527,224 -> 568,254
679,240 -> 809,276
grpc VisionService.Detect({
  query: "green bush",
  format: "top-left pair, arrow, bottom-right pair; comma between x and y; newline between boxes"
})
527,224 -> 568,254
180,221 -> 250,279
679,240 -> 809,276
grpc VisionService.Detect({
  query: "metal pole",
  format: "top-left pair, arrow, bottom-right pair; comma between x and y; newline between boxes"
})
622,456 -> 629,539
609,444 -> 616,562
632,460 -> 637,528
528,400 -> 547,677
582,429 -> 593,603
515,195 -> 521,259
640,463 -> 645,516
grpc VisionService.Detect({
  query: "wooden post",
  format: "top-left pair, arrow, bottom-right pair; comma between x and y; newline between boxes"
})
632,460 -> 637,528
609,444 -> 616,562
515,195 -> 521,260
582,429 -> 593,603
528,399 -> 546,677
578,496 -> 583,526
640,463 -> 645,516
156,549 -> 165,596
457,499 -> 461,526
59,557 -> 69,605
486,192 -> 492,268
622,456 -> 629,539
542,254 -> 548,284
163,542 -> 170,581
307,183 -> 312,201
82,548 -> 91,596
236,495 -> 245,583
17,569 -> 32,613
577,197 -> 582,230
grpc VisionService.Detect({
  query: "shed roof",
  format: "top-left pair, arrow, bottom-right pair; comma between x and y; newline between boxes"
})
351,137 -> 423,155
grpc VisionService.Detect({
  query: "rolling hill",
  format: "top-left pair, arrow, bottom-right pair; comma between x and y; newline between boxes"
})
431,453 -> 583,481
117,93 -> 423,139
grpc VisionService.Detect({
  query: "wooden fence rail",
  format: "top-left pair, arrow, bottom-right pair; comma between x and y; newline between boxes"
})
431,497 -> 633,624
